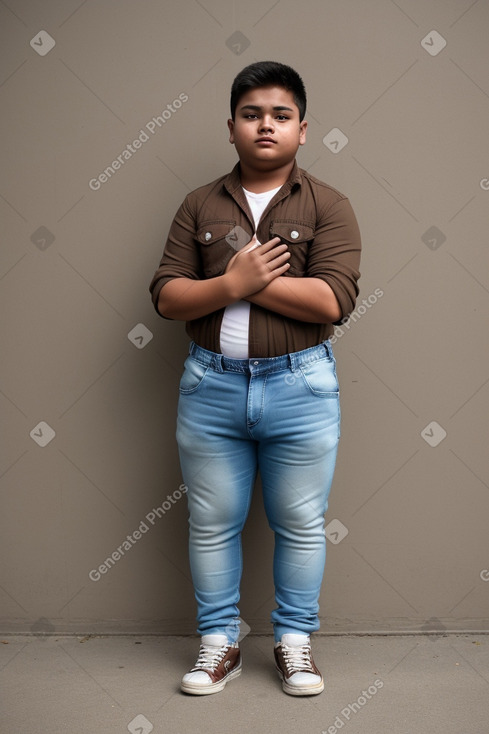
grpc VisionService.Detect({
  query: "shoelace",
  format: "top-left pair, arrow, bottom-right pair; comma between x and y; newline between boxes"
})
281,642 -> 315,673
192,643 -> 229,672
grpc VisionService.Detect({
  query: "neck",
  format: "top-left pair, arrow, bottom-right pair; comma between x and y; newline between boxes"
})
238,160 -> 295,193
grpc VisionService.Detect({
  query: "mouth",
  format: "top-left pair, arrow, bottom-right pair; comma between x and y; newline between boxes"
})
255,137 -> 276,144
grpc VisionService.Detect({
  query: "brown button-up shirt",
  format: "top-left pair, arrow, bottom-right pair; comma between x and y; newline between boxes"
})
149,160 -> 361,358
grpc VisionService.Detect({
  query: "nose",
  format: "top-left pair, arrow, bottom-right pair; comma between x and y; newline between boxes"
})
259,115 -> 274,133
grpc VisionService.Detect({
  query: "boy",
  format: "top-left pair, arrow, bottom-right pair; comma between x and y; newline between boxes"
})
149,61 -> 361,696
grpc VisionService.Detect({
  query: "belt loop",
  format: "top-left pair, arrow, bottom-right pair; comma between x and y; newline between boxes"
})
212,354 -> 223,373
324,339 -> 333,360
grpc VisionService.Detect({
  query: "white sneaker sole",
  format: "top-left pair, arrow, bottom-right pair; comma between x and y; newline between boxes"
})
180,661 -> 242,695
276,668 -> 324,696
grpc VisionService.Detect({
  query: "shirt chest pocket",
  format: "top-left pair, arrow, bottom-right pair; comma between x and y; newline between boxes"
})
196,221 -> 250,277
269,220 -> 315,276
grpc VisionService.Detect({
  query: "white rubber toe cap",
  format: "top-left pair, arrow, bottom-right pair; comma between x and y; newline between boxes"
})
181,670 -> 213,686
288,671 -> 322,687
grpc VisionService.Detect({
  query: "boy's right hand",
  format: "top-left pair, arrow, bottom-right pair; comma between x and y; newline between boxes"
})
224,236 -> 290,299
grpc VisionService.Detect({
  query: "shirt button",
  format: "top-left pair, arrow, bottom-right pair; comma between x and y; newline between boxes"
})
290,230 -> 299,239
205,231 -> 212,241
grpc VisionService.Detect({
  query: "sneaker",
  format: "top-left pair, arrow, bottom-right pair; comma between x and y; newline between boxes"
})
274,633 -> 324,696
181,634 -> 241,695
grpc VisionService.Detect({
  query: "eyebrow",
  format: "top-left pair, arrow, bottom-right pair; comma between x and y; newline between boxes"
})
239,104 -> 295,112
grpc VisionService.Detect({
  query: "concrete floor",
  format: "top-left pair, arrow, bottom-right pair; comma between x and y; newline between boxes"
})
1,633 -> 488,734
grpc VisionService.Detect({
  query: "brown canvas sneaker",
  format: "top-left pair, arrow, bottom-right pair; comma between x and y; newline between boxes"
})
181,634 -> 242,695
274,633 -> 324,696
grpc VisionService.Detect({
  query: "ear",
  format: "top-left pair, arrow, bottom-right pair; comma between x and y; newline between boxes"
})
227,119 -> 235,144
299,120 -> 308,146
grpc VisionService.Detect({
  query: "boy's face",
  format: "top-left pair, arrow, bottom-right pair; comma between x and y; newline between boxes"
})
228,86 -> 307,171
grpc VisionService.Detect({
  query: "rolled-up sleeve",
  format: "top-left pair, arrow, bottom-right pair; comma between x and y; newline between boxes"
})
306,197 -> 361,322
149,195 -> 200,314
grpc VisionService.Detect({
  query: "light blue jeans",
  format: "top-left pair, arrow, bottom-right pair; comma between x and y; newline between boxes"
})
176,340 -> 340,644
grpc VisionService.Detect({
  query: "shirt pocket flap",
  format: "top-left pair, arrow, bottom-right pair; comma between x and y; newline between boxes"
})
270,221 -> 315,245
196,221 -> 236,245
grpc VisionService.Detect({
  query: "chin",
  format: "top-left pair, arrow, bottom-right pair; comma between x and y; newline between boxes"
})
259,156 -> 290,169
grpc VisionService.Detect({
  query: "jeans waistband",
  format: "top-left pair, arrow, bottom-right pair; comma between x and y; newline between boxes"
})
188,340 -> 334,375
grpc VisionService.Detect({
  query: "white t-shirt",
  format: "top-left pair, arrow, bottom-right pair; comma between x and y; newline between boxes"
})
219,185 -> 281,358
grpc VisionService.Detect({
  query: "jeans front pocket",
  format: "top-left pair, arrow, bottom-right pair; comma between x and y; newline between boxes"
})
179,356 -> 210,394
299,357 -> 339,397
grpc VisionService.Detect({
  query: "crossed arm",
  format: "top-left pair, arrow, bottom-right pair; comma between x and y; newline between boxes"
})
157,236 -> 342,323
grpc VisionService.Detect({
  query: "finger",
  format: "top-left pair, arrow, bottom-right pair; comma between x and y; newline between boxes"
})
257,236 -> 282,252
266,251 -> 291,271
268,262 -> 290,279
261,243 -> 289,262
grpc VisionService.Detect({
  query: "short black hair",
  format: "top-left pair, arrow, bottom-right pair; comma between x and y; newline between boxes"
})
230,61 -> 307,121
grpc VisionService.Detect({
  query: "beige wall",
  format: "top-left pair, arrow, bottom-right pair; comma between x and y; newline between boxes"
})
1,0 -> 488,636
